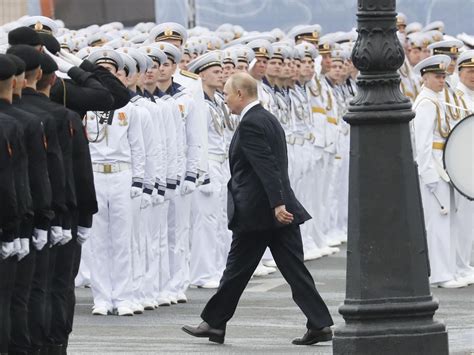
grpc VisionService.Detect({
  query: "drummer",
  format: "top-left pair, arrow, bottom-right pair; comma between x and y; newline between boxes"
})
451,50 -> 474,286
412,54 -> 468,288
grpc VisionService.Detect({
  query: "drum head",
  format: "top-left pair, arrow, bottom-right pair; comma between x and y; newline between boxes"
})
444,114 -> 474,200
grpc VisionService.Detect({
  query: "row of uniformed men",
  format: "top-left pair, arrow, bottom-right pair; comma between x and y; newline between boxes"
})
0,18 -> 133,355
411,49 -> 474,289
393,14 -> 474,288
66,21 -> 358,319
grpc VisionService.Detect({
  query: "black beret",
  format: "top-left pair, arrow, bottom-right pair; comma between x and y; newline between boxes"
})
6,54 -> 26,75
8,26 -> 42,46
38,33 -> 60,54
39,53 -> 58,74
6,45 -> 41,71
0,54 -> 17,80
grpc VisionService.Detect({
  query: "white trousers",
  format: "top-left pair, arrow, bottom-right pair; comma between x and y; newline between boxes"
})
320,151 -> 335,241
293,144 -> 318,253
89,170 -> 134,309
156,201 -> 171,300
420,180 -> 455,283
451,193 -> 474,277
75,236 -> 92,287
131,196 -> 144,304
216,161 -> 232,275
168,190 -> 192,297
138,205 -> 156,304
307,145 -> 328,249
190,160 -> 227,285
336,139 -> 350,237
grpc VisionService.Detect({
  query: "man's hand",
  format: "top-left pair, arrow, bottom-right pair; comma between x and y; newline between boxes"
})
274,205 -> 294,224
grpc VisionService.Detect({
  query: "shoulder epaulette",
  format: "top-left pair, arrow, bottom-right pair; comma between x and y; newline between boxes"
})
172,91 -> 186,99
180,69 -> 199,80
456,89 -> 464,97
130,95 -> 141,103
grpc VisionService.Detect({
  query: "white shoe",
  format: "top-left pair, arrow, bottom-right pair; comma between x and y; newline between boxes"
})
262,265 -> 277,274
157,297 -> 171,307
131,303 -> 144,314
319,246 -> 333,256
327,239 -> 342,247
253,264 -> 270,277
196,280 -> 220,289
169,295 -> 178,305
143,301 -> 155,311
92,306 -> 109,316
338,233 -> 348,243
304,248 -> 322,261
436,279 -> 468,288
117,306 -> 134,316
262,259 -> 277,268
457,273 -> 474,285
177,293 -> 188,303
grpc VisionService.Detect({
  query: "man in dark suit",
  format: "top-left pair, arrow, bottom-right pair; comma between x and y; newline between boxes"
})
182,72 -> 333,345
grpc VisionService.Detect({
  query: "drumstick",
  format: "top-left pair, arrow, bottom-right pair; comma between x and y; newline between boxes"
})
431,191 -> 449,215
443,102 -> 471,112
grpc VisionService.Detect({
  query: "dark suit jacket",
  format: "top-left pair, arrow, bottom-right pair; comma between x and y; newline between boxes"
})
227,103 -> 311,233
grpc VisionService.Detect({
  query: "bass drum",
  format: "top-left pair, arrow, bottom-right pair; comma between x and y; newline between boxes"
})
443,113 -> 474,201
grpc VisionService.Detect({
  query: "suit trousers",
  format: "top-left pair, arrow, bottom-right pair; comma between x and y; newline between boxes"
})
0,256 -> 16,353
28,244 -> 50,351
9,242 -> 35,354
201,224 -> 333,330
64,226 -> 82,347
46,239 -> 77,346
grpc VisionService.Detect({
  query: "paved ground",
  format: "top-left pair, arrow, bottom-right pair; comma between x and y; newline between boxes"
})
68,245 -> 474,354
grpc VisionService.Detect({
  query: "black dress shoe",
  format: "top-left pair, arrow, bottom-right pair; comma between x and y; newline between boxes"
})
292,327 -> 333,345
181,321 -> 225,344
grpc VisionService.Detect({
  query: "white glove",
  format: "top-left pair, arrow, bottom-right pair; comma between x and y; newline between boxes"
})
77,226 -> 91,245
140,191 -> 152,209
181,180 -> 196,195
59,229 -> 73,245
199,183 -> 214,196
12,238 -> 21,256
17,238 -> 30,261
50,226 -> 64,246
152,193 -> 165,206
152,182 -> 166,205
0,242 -> 15,260
44,47 -> 74,73
130,185 -> 143,199
32,228 -> 48,251
426,182 -> 438,193
59,48 -> 83,66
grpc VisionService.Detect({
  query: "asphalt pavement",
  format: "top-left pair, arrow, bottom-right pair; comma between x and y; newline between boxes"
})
68,245 -> 474,354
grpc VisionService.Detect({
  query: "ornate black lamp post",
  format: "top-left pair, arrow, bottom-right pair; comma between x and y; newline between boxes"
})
332,0 -> 449,354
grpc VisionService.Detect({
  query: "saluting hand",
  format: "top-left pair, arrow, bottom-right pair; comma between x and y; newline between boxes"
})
274,205 -> 294,225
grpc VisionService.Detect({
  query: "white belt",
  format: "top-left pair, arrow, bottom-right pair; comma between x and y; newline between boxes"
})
92,162 -> 131,174
208,153 -> 227,164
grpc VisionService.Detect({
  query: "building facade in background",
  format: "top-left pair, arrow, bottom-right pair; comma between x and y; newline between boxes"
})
1,0 -> 472,38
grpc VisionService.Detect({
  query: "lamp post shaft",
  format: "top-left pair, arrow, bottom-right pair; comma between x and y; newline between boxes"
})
332,1 -> 449,354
